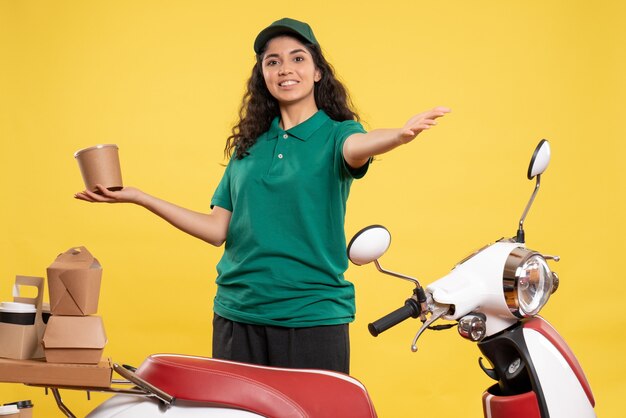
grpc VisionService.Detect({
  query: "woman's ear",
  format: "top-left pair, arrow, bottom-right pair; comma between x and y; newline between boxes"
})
314,68 -> 322,82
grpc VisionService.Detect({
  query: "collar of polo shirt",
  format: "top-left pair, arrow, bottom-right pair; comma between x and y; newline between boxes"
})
267,110 -> 330,142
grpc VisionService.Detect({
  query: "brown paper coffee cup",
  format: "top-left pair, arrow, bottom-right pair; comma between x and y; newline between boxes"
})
74,144 -> 123,193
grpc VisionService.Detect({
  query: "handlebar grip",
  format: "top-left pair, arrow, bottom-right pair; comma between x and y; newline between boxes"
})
368,299 -> 421,337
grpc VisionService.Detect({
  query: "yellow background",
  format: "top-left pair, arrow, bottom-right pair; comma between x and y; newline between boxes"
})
1,1 -> 624,416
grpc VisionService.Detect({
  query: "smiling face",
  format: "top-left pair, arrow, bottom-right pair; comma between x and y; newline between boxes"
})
261,36 -> 322,109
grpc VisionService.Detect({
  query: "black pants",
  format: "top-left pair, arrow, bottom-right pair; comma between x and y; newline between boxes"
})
212,314 -> 350,374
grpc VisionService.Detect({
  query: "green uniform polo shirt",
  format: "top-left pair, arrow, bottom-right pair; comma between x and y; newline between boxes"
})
211,110 -> 368,328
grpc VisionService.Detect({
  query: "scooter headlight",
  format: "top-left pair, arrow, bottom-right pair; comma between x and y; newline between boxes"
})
503,248 -> 554,317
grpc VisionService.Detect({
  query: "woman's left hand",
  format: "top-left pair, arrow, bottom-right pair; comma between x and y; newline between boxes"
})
399,106 -> 451,144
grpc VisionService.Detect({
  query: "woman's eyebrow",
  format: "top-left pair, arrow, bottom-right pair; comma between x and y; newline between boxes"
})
264,48 -> 309,60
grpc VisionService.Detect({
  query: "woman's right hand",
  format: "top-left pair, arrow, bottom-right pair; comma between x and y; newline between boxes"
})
74,184 -> 143,205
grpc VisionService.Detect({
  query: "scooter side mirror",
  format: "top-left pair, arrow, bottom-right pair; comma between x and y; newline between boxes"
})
347,225 -> 391,266
527,139 -> 551,180
517,139 -> 551,243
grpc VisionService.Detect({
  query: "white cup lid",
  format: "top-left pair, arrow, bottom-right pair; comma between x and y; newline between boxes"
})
0,301 -> 36,313
0,405 -> 19,414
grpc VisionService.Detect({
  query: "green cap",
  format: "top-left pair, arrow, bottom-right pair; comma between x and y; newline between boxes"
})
254,18 -> 319,54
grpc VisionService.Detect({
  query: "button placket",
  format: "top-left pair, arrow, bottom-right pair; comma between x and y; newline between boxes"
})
277,132 -> 288,160
267,131 -> 288,176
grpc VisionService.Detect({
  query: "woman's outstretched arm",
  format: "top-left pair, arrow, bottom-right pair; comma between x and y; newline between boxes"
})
75,185 -> 231,247
343,106 -> 451,168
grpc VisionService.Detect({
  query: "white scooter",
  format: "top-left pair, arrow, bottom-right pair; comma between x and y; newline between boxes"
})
346,139 -> 595,418
44,140 -> 594,418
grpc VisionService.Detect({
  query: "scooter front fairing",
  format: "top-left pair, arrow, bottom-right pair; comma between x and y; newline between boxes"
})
479,317 -> 595,418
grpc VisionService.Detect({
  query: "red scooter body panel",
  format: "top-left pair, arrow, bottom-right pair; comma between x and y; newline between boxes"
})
524,317 -> 595,406
482,389 -> 541,418
136,354 -> 377,418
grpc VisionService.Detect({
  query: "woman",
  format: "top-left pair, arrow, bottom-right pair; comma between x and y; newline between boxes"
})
76,17 -> 450,374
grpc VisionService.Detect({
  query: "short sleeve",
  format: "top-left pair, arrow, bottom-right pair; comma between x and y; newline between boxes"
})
211,160 -> 233,211
336,120 -> 369,179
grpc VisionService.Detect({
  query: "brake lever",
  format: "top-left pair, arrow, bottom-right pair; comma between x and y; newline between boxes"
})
410,304 -> 451,352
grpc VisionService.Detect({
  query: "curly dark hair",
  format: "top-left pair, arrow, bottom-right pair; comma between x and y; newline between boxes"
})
225,38 -> 360,159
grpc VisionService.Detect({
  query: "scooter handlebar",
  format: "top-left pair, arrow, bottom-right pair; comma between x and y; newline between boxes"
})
368,299 -> 421,337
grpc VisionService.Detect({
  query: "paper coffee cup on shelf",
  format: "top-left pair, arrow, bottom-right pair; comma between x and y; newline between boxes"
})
2,401 -> 33,418
74,144 -> 123,193
0,405 -> 19,417
0,302 -> 37,325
